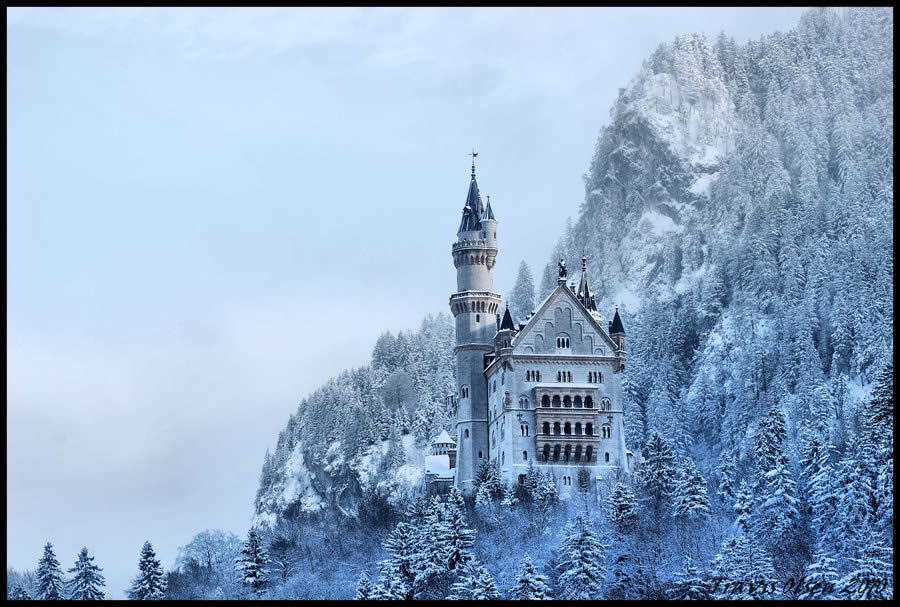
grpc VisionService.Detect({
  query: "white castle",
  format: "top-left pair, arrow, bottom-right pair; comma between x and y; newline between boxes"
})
445,156 -> 633,496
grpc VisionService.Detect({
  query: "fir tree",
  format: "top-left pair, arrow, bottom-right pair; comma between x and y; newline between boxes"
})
716,453 -> 736,502
668,557 -> 711,600
640,431 -> 678,510
354,571 -> 373,600
509,554 -> 552,600
447,559 -> 500,600
35,542 -> 65,600
835,530 -> 893,600
510,260 -> 536,323
127,541 -> 168,600
9,585 -> 32,600
67,547 -> 106,600
605,482 -> 638,532
733,481 -> 754,534
673,458 -> 711,520
708,535 -> 777,600
797,549 -> 839,600
375,522 -> 419,600
442,499 -> 476,571
501,485 -> 519,508
235,529 -> 269,597
555,514 -> 607,600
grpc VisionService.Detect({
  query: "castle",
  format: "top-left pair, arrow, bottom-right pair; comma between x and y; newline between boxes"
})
445,157 -> 633,496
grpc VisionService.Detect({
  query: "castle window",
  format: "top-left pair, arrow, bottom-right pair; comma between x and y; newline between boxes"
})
502,452 -> 505,465
568,371 -> 572,382
586,423 -> 594,436
605,452 -> 610,463
465,429 -> 470,438
602,425 -> 611,439
574,395 -> 582,408
542,395 -> 550,408
585,396 -> 593,408
586,446 -> 593,462
523,450 -> 528,461
563,395 -> 571,408
564,422 -> 571,435
519,474 -> 526,485
493,381 -> 496,393
543,422 -> 550,435
478,450 -> 483,458
575,422 -> 582,435
552,395 -> 561,408
553,422 -> 561,435
476,314 -> 480,322
575,445 -> 582,462
543,444 -> 550,462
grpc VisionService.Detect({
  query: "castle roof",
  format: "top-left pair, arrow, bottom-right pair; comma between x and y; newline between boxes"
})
609,307 -> 625,335
499,304 -> 516,331
483,195 -> 496,221
576,257 -> 597,312
432,429 -> 456,446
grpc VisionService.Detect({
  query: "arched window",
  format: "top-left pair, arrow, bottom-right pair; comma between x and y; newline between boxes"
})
597,372 -> 603,383
602,425 -> 611,439
502,452 -> 505,465
574,395 -> 582,408
553,422 -> 561,435
553,445 -> 561,461
552,395 -> 561,408
602,398 -> 611,411
563,395 -> 571,408
585,446 -> 593,462
476,314 -> 480,322
478,450 -> 483,458
465,429 -> 470,438
523,450 -> 528,461
586,423 -> 594,436
543,422 -> 550,435
557,371 -> 561,382
585,396 -> 593,408
575,422 -> 582,435
492,381 -> 496,393
568,371 -> 572,382
564,422 -> 571,435
564,445 -> 571,462
605,452 -> 610,463
542,395 -> 550,408
543,444 -> 550,461
575,445 -> 582,462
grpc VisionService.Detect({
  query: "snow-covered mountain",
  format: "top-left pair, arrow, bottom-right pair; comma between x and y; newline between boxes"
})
255,7 -> 892,526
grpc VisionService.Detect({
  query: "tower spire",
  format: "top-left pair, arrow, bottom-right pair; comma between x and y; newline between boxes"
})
469,149 -> 478,176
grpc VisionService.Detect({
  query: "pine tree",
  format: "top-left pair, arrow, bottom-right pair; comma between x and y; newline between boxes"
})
447,486 -> 467,520
500,485 -> 519,508
797,549 -> 839,599
447,559 -> 501,600
509,554 -> 552,600
67,547 -> 106,600
758,454 -> 798,539
35,542 -> 65,600
127,541 -> 168,600
605,482 -> 638,532
668,557 -> 711,600
716,453 -> 736,502
9,585 -> 32,600
235,529 -> 269,597
673,458 -> 711,520
640,431 -> 678,510
354,571 -> 373,600
733,481 -> 754,534
442,499 -> 476,571
555,514 -> 607,600
510,260 -> 536,323
835,531 -> 893,600
707,535 -> 777,600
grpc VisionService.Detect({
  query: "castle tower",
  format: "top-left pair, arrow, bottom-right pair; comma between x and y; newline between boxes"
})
449,154 -> 501,494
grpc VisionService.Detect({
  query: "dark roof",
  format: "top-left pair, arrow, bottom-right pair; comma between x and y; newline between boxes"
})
457,174 -> 483,232
483,195 -> 496,221
576,257 -> 597,312
500,305 -> 516,331
609,307 -> 625,334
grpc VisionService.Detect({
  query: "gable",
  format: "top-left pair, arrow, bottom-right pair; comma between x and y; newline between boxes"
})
511,284 -> 618,356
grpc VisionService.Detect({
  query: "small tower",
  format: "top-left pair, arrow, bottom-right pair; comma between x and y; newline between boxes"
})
450,152 -> 502,494
609,307 -> 626,371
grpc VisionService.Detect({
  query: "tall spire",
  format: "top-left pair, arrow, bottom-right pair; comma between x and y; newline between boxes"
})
576,256 -> 597,311
500,302 -> 516,330
459,151 -> 484,232
609,306 -> 625,335
483,195 -> 496,221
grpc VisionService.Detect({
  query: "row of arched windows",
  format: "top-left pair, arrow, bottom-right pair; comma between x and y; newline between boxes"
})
518,397 -> 529,409
587,371 -> 603,383
541,394 -> 595,408
460,386 -> 469,399
562,476 -> 574,486
602,425 -> 611,438
520,424 -> 529,436
541,444 -> 594,463
542,421 -> 595,436
557,371 -> 572,382
525,370 -> 542,382
556,337 -> 570,348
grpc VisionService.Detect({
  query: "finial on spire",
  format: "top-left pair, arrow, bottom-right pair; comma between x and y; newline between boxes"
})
582,256 -> 587,271
469,149 -> 478,176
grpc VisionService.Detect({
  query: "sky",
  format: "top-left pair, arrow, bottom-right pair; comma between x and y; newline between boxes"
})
7,6 -> 809,598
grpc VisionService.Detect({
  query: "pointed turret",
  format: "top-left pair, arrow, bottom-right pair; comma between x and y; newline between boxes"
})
483,195 -> 496,221
576,256 -> 597,312
609,306 -> 625,335
500,304 -> 515,330
458,157 -> 484,232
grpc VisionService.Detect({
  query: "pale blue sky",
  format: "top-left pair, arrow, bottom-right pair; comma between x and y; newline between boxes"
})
7,7 -> 808,597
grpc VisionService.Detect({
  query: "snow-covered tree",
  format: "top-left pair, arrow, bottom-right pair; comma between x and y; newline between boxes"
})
835,531 -> 893,600
605,482 -> 638,532
640,431 -> 678,510
354,571 -> 373,600
374,522 -> 419,600
34,542 -> 65,600
67,547 -> 105,600
555,514 -> 607,600
716,453 -> 736,502
707,535 -> 777,600
127,541 -> 168,600
9,585 -> 32,600
669,557 -> 711,600
673,458 -> 711,520
509,554 -> 552,600
509,260 -> 536,323
235,529 -> 269,597
797,549 -> 839,600
446,559 -> 500,600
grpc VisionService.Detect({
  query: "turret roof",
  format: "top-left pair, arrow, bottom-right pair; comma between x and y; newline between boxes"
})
483,195 -> 496,221
610,307 -> 625,335
576,257 -> 597,312
432,429 -> 456,445
499,304 -> 516,331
